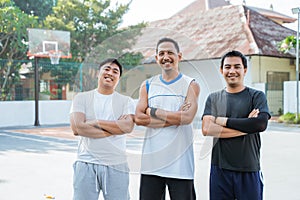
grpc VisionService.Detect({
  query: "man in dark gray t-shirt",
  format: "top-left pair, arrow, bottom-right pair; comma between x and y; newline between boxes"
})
202,50 -> 270,200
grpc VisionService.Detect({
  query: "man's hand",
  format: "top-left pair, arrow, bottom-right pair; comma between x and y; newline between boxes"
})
145,107 -> 151,116
202,115 -> 246,138
215,117 -> 227,127
248,109 -> 259,118
180,101 -> 191,111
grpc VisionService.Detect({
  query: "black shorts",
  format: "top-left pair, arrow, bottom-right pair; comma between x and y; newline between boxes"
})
139,174 -> 196,200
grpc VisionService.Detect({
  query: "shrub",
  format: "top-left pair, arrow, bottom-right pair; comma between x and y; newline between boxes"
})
278,112 -> 300,124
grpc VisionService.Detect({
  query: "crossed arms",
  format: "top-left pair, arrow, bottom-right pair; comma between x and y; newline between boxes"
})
70,112 -> 134,139
135,80 -> 200,128
202,109 -> 269,138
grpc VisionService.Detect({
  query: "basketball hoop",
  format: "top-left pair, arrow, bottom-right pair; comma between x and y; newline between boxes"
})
49,50 -> 61,65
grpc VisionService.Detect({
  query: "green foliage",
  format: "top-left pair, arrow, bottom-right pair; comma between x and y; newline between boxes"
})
0,0 -> 39,100
278,35 -> 300,121
278,35 -> 299,53
278,108 -> 283,116
0,59 -> 22,100
13,0 -> 54,21
40,61 -> 80,86
39,60 -> 80,99
278,112 -> 300,124
0,0 -> 146,100
0,0 -> 39,59
43,0 -> 145,63
42,0 -> 146,93
119,52 -> 144,70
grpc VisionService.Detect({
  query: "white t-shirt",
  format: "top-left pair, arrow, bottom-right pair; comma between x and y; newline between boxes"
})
70,89 -> 135,165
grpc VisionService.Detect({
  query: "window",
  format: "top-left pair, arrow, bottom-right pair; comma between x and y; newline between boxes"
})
267,72 -> 289,90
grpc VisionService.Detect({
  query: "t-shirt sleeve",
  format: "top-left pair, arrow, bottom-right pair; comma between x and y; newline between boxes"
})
226,90 -> 271,133
125,97 -> 136,115
70,93 -> 85,114
253,91 -> 271,118
202,95 -> 213,118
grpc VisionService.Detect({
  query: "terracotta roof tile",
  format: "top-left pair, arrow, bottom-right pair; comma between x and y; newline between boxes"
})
247,6 -> 297,24
132,4 -> 297,62
246,6 -> 296,57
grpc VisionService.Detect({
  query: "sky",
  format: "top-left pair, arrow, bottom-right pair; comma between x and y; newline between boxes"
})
113,0 -> 300,31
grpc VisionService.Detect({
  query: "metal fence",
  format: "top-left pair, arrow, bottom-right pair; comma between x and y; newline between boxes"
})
266,82 -> 284,116
0,59 -> 81,101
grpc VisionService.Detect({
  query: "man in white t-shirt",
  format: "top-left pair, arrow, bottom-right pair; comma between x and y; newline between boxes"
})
70,58 -> 135,200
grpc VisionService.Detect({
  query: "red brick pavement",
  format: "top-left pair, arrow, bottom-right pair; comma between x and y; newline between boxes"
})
8,125 -> 145,140
9,126 -> 76,140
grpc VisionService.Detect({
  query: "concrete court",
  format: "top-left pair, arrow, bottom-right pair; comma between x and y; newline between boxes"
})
0,122 -> 299,200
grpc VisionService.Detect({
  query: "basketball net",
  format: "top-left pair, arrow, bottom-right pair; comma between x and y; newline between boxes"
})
49,51 -> 61,65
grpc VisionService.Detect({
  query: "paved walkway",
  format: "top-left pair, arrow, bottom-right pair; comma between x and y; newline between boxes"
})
3,124 -> 74,140
0,122 -> 299,200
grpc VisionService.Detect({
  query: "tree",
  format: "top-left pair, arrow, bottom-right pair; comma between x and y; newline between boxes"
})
0,0 -> 39,100
40,61 -> 81,99
43,0 -> 146,94
43,0 -> 145,62
13,0 -> 55,21
279,35 -> 299,53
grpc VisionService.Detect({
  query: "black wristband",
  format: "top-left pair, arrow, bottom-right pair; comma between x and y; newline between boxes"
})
150,107 -> 157,118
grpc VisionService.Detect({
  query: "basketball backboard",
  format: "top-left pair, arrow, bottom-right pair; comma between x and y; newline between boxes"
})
27,28 -> 71,59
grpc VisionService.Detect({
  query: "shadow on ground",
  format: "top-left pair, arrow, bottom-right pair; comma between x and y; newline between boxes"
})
0,131 -> 77,154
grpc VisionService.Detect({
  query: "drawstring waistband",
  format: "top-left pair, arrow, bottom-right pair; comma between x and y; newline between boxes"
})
95,165 -> 99,192
94,164 -> 108,195
103,166 -> 108,195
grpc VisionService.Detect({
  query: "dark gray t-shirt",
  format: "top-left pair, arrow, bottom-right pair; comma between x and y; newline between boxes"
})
202,87 -> 270,172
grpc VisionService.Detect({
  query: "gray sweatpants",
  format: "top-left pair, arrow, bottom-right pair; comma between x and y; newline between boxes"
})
73,161 -> 130,200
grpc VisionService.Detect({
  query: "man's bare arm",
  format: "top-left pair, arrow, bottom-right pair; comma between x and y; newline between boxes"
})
134,81 -> 173,128
150,81 -> 200,126
142,116 -> 172,128
70,112 -> 111,138
135,81 -> 151,126
202,115 -> 246,138
86,114 -> 135,135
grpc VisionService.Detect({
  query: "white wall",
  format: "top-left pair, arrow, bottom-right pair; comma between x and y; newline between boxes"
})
252,83 -> 266,93
0,100 -> 72,128
284,81 -> 300,114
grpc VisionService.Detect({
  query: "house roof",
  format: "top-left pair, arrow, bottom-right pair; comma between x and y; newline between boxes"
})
247,6 -> 297,24
174,0 -> 230,15
132,2 -> 296,63
245,6 -> 296,57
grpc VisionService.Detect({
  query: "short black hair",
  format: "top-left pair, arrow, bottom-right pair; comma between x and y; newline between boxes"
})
98,58 -> 123,77
220,50 -> 248,69
156,37 -> 180,54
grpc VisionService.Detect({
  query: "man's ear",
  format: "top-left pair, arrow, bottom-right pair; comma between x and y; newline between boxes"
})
178,52 -> 182,61
219,67 -> 223,74
155,55 -> 159,63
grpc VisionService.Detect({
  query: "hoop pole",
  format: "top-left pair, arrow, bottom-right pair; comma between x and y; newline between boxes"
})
34,57 -> 40,126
